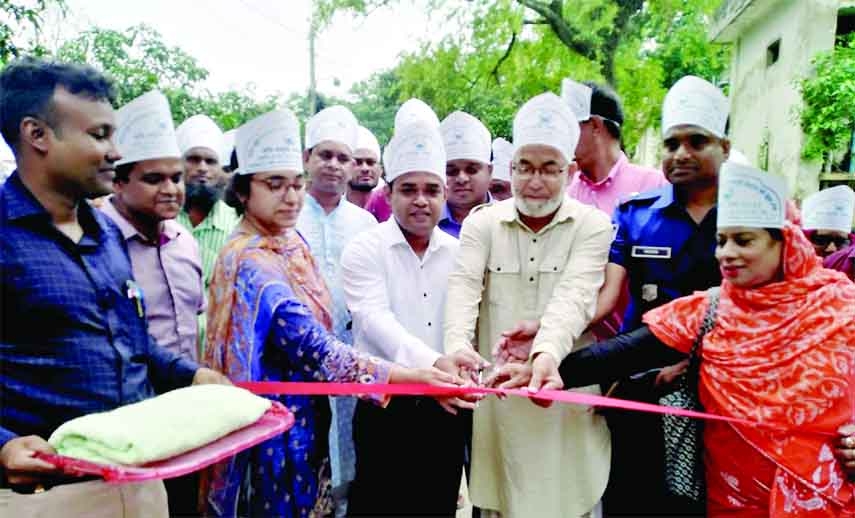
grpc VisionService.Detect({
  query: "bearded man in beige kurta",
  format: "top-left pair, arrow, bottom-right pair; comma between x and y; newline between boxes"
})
444,92 -> 612,518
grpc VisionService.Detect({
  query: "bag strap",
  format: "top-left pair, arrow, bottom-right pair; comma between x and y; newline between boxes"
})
682,287 -> 721,389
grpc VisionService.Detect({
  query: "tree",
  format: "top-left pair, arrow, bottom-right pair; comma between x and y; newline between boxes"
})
315,0 -> 728,154
55,25 -> 279,129
799,34 -> 855,171
0,0 -> 65,64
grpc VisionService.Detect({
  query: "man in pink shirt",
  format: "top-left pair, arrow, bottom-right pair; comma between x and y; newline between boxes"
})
562,79 -> 667,339
564,79 -> 666,217
98,90 -> 206,518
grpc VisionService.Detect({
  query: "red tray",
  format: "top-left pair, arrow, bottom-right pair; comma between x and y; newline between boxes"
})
35,401 -> 294,484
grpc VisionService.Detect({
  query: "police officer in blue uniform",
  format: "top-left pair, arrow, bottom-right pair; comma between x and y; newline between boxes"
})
597,76 -> 730,516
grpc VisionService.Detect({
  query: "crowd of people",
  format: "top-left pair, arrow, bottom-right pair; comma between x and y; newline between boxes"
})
1,55 -> 855,518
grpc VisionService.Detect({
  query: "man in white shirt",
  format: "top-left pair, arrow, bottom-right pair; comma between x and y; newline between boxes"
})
342,118 -> 481,517
295,105 -> 378,516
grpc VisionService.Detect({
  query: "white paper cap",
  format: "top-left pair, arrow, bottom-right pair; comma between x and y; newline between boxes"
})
355,125 -> 381,159
114,91 -> 181,166
561,78 -> 593,122
440,111 -> 492,164
235,109 -> 303,175
717,162 -> 788,229
512,92 -> 579,164
385,121 -> 446,183
304,105 -> 359,152
491,137 -> 513,182
221,129 -> 236,166
394,98 -> 440,134
662,76 -> 729,139
802,185 -> 855,233
176,114 -> 224,160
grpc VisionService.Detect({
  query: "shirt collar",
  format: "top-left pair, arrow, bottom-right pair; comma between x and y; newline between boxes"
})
100,197 -> 180,244
384,217 -> 446,255
440,192 -> 493,224
577,152 -> 628,188
3,171 -> 47,221
3,171 -> 106,240
305,193 -> 346,218
650,184 -> 678,210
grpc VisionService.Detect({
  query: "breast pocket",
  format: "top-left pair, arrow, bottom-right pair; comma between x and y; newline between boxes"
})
485,260 -> 520,305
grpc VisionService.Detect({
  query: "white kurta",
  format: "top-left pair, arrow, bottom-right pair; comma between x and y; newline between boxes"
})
445,197 -> 613,517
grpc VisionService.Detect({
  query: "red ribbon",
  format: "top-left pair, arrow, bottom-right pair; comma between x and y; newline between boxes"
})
236,381 -> 835,437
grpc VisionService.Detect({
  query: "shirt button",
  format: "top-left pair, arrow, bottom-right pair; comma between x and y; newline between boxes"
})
529,277 -> 535,282
553,266 -> 558,271
423,293 -> 428,298
496,267 -> 502,272
427,322 -> 432,327
532,238 -> 537,243
530,257 -> 535,262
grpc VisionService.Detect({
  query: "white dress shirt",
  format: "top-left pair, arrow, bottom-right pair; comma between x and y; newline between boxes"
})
341,219 -> 459,369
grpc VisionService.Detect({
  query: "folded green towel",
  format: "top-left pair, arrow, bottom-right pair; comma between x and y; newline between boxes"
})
49,385 -> 271,466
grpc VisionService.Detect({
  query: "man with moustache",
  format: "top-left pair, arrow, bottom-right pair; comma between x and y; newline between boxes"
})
438,111 -> 493,238
444,93 -> 613,518
0,57 -> 228,517
100,89 -> 206,517
346,125 -> 383,210
175,114 -> 238,290
296,105 -> 377,517
343,118 -> 481,517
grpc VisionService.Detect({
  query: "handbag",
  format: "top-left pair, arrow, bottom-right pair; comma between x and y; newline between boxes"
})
659,287 -> 720,503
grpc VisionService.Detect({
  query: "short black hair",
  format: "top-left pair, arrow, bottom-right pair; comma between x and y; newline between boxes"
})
224,149 -> 248,213
583,81 -> 624,141
114,162 -> 134,183
0,57 -> 115,151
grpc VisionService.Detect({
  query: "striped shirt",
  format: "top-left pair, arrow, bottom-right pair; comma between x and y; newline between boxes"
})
176,200 -> 240,290
176,200 -> 239,357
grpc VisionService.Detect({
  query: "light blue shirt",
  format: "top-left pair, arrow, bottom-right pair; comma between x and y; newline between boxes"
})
297,194 -> 378,341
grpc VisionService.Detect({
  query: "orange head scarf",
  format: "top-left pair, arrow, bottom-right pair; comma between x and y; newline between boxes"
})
644,223 -> 855,504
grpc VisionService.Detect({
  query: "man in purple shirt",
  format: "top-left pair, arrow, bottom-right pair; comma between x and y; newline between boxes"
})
100,90 -> 205,363
438,111 -> 493,238
100,90 -> 207,517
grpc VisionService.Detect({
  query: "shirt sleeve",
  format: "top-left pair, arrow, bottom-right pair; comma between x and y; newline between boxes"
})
146,335 -> 199,393
340,234 -> 442,369
531,209 -> 612,362
0,427 -> 17,452
246,251 -> 392,403
608,203 -> 631,267
444,211 -> 491,355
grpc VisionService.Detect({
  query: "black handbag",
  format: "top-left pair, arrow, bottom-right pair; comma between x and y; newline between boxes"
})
659,287 -> 720,503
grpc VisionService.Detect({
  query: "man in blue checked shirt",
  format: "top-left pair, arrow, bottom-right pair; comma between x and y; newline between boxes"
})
0,57 -> 228,516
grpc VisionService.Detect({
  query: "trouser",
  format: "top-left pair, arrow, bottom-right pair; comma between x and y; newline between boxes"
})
3,479 -> 167,518
347,397 -> 464,517
602,376 -> 704,516
480,501 -> 602,518
164,472 -> 200,517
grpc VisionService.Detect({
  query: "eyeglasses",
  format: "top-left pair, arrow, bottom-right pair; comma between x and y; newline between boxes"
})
511,162 -> 566,179
810,233 -> 851,249
251,176 -> 304,193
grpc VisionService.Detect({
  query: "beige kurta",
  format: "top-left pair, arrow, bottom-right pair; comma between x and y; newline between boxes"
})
445,196 -> 613,517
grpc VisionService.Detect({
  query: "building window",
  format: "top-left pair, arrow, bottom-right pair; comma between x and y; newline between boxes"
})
766,39 -> 781,67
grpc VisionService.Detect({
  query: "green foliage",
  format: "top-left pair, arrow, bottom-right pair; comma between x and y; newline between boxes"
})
55,25 -> 279,129
799,34 -> 855,164
316,0 -> 727,154
0,0 -> 64,64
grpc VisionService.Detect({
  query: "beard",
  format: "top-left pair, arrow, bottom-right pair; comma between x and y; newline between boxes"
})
185,182 -> 224,213
348,179 -> 377,192
512,176 -> 567,218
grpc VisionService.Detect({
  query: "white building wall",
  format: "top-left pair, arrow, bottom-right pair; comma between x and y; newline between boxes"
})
725,0 -> 838,198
